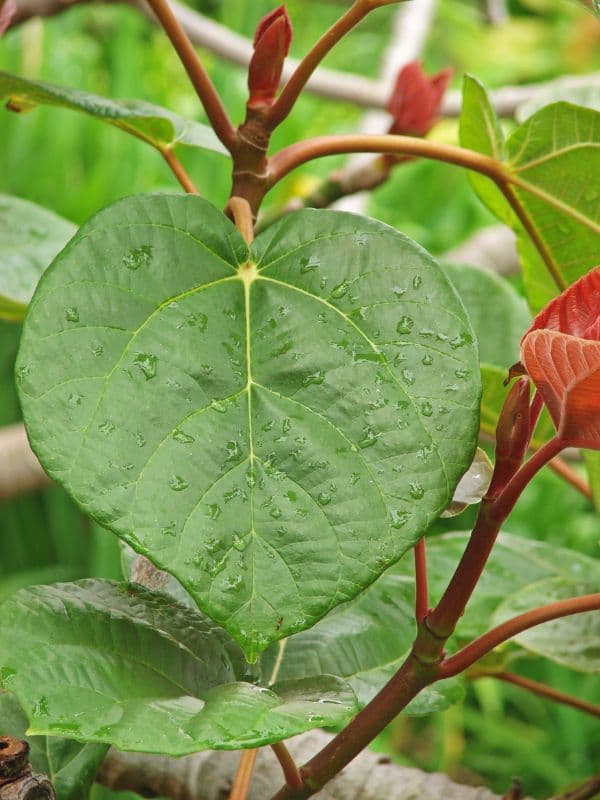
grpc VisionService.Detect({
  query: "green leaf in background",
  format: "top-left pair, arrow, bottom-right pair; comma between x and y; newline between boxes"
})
260,572 -> 464,715
459,75 -> 514,226
0,195 -> 75,322
460,77 -> 600,313
443,262 -> 530,368
515,76 -> 600,122
0,72 -> 228,155
583,451 -> 600,511
17,194 -> 480,659
0,581 -> 357,754
0,691 -> 108,800
399,532 -> 599,643
493,577 -> 600,672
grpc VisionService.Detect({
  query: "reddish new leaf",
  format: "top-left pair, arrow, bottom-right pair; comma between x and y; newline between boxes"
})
521,330 -> 600,448
0,0 -> 16,36
387,61 -> 452,137
247,5 -> 292,110
523,266 -> 600,342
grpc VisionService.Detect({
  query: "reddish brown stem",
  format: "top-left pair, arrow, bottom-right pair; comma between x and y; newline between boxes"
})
268,134 -> 505,187
471,670 -> 600,718
230,749 -> 259,800
271,742 -> 304,791
267,1 -> 384,131
426,437 -> 564,638
414,538 -> 429,622
145,0 -> 235,150
160,148 -> 199,194
439,593 -> 600,678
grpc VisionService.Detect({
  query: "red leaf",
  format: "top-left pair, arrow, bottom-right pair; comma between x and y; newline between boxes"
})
247,5 -> 293,110
523,265 -> 600,342
521,330 -> 600,448
387,61 -> 452,137
0,0 -> 16,36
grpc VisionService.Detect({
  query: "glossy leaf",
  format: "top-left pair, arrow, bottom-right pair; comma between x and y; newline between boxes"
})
260,573 -> 464,714
459,75 -> 514,226
398,532 -> 600,642
0,72 -> 228,155
0,581 -> 358,754
0,195 -> 75,321
17,194 -> 480,659
521,330 -> 600,448
460,79 -> 600,313
522,266 -> 600,341
0,691 -> 108,800
443,262 -> 531,368
493,577 -> 600,672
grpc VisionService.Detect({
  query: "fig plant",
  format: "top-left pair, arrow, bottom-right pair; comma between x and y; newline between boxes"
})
0,1 -> 599,798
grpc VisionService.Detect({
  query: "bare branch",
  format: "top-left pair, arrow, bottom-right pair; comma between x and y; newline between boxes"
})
0,422 -> 50,501
8,0 -> 600,118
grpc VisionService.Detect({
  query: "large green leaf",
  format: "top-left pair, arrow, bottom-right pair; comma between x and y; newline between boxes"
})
398,532 -> 599,643
0,581 -> 358,754
0,692 -> 108,800
460,77 -> 600,313
0,195 -> 75,322
260,572 -> 464,715
17,194 -> 480,659
0,72 -> 228,155
492,577 -> 600,672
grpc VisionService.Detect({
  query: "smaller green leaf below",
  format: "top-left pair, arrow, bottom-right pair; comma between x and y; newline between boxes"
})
0,691 -> 108,800
0,580 -> 358,754
0,195 -> 75,322
492,577 -> 600,672
0,71 -> 228,155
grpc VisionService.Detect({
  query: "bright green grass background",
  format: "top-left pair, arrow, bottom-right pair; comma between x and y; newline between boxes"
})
1,0 -> 599,795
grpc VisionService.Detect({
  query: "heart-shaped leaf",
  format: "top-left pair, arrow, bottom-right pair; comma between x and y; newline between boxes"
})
0,691 -> 108,800
17,194 -> 480,659
460,77 -> 600,313
0,72 -> 228,155
492,577 -> 600,672
0,195 -> 76,321
0,581 -> 358,754
521,330 -> 600,448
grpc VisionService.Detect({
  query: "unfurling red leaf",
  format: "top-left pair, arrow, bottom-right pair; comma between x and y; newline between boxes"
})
521,330 -> 600,448
387,62 -> 452,137
247,6 -> 292,110
523,266 -> 600,341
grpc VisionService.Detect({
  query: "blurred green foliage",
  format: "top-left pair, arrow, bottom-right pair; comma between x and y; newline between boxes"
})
0,0 -> 599,796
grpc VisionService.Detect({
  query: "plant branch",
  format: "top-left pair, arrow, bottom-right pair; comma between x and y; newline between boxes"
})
271,743 -> 304,791
160,148 -> 199,194
425,437 -> 564,638
414,538 -> 429,622
439,593 -> 600,678
550,773 -> 600,800
230,749 -> 259,800
267,0 -> 395,131
144,0 -> 235,150
470,670 -> 600,718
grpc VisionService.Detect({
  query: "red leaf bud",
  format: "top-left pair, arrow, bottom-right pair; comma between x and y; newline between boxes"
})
487,377 -> 531,497
247,5 -> 293,111
387,61 -> 452,137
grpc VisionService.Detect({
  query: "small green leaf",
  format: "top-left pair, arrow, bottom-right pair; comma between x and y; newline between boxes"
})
17,194 -> 480,659
0,195 -> 75,322
0,71 -> 228,155
0,581 -> 358,754
260,572 -> 464,715
492,577 -> 600,672
0,691 -> 108,800
459,75 -> 514,226
398,532 -> 599,642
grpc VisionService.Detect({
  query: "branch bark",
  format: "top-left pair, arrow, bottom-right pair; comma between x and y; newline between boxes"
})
96,729 -> 513,800
8,0 -> 600,118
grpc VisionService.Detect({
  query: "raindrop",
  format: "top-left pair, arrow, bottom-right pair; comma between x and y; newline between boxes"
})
318,492 -> 331,506
68,393 -> 83,406
15,365 -> 30,384
282,418 -> 292,433
391,510 -> 410,529
455,368 -> 470,380
401,368 -> 415,385
302,370 -> 325,386
262,420 -> 274,431
354,232 -> 369,246
421,401 -> 433,417
179,311 -> 208,331
232,534 -> 247,552
349,472 -> 361,485
449,331 -> 473,350
286,490 -> 297,502
422,354 -> 433,366
65,307 -> 79,322
330,281 -> 349,299
33,698 -> 49,717
122,244 -> 153,270
225,440 -> 242,461
269,506 -> 282,519
91,343 -> 104,357
211,399 -> 228,413
169,475 -> 189,492
161,522 -> 177,536
412,274 -> 422,289
173,429 -> 194,444
409,482 -> 425,499
300,255 -> 321,273
133,353 -> 158,380
206,503 -> 221,519
135,433 -> 146,448
224,575 -> 243,592
98,421 -> 115,435
358,426 -> 378,449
